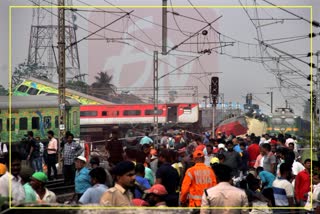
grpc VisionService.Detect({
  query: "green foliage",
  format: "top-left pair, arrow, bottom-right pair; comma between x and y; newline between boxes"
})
90,71 -> 116,100
66,80 -> 89,94
12,62 -> 49,88
0,85 -> 8,95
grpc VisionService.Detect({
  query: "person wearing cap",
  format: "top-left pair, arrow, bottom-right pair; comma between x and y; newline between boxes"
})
209,157 -> 220,167
74,156 -> 91,201
62,133 -> 84,185
0,163 -> 6,177
180,150 -> 217,207
145,184 -> 168,207
79,167 -> 108,204
30,172 -> 56,203
100,161 -> 136,206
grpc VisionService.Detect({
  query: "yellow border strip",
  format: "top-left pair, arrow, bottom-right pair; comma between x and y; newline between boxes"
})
8,4 -> 313,211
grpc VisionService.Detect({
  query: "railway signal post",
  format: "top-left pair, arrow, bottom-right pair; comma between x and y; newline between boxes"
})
210,77 -> 219,137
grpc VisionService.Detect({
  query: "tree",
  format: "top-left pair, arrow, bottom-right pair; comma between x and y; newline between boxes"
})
66,80 -> 90,94
0,85 -> 8,95
90,71 -> 116,100
12,61 -> 49,89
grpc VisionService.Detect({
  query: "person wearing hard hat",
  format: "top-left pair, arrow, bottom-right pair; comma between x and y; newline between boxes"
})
0,163 -> 6,177
180,150 -> 217,207
144,184 -> 168,207
30,172 -> 56,203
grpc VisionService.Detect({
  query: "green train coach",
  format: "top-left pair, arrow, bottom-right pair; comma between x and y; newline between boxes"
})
0,96 -> 80,144
266,107 -> 310,138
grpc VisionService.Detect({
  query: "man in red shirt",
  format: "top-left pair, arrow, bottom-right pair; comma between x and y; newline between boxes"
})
295,158 -> 311,207
247,136 -> 260,168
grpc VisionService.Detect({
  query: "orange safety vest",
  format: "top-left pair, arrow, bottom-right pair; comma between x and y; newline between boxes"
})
180,162 -> 217,207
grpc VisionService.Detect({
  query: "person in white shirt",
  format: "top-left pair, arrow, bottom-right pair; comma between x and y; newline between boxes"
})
46,130 -> 58,180
0,152 -> 25,204
305,172 -> 320,212
0,140 -> 8,164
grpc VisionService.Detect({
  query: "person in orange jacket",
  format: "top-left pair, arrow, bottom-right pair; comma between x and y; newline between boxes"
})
180,150 -> 217,207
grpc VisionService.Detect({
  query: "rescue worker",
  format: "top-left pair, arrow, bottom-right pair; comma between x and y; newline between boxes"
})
180,150 -> 217,207
100,161 -> 136,206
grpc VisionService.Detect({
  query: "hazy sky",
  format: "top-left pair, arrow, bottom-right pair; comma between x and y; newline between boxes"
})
1,0 -> 319,117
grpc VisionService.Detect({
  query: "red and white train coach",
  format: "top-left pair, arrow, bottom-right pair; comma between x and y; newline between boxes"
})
80,103 -> 199,126
79,103 -> 199,140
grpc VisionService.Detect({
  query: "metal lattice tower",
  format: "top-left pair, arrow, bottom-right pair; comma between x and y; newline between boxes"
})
27,0 -> 82,82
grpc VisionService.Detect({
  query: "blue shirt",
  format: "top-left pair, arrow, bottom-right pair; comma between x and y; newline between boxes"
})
140,136 -> 153,145
75,167 -> 91,194
79,184 -> 108,204
259,170 -> 276,189
134,175 -> 151,199
234,144 -> 242,153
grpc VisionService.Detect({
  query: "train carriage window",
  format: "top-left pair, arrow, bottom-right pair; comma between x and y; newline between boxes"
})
284,118 -> 295,125
80,111 -> 97,116
102,111 -> 108,116
19,118 -> 28,130
0,119 -> 2,131
43,116 -> 51,129
7,118 -> 15,131
55,116 -> 59,128
271,118 -> 282,125
183,107 -> 192,114
145,109 -> 163,115
17,85 -> 29,93
27,88 -> 39,95
32,117 -> 40,129
39,91 -> 47,95
111,111 -> 119,116
73,111 -> 77,125
123,110 -> 141,116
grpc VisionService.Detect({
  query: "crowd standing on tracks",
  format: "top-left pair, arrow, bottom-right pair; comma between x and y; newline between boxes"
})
0,128 -> 319,214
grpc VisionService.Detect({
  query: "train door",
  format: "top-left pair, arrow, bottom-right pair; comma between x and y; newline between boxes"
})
167,105 -> 178,123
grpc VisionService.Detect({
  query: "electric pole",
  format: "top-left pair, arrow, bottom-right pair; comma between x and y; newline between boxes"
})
153,51 -> 159,141
58,0 -> 66,142
162,0 -> 167,55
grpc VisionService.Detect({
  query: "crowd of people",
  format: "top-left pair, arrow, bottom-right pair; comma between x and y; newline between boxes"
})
0,128 -> 319,214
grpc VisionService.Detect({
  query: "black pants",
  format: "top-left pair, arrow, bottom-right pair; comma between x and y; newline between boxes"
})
165,193 -> 179,207
63,164 -> 75,185
47,154 -> 57,179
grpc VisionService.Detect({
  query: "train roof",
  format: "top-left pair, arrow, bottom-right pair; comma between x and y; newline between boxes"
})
23,77 -> 114,105
0,96 -> 80,109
